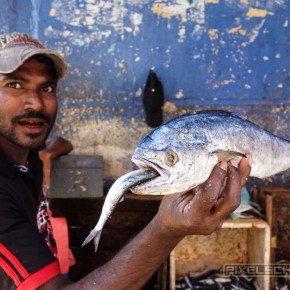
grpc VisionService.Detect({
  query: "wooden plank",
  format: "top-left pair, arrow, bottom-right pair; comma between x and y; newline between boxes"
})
252,187 -> 290,265
249,187 -> 290,289
222,218 -> 269,228
170,219 -> 271,290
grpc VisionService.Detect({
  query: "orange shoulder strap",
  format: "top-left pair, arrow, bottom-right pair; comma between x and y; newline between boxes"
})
43,177 -> 76,275
47,210 -> 76,274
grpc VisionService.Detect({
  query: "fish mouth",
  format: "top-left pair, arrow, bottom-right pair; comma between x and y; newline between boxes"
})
132,157 -> 169,181
130,158 -> 169,195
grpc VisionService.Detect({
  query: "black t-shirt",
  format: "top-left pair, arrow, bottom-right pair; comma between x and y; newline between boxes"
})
0,149 -> 60,290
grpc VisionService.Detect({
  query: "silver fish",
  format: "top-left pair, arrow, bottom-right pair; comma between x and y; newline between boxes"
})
131,110 -> 290,195
82,169 -> 158,251
83,110 -> 290,250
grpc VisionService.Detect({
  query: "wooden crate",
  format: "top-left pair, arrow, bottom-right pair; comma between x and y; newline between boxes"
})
253,187 -> 290,263
170,219 -> 270,290
49,155 -> 103,198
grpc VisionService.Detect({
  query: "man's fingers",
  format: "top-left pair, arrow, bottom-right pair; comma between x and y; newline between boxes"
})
213,161 -> 241,219
212,156 -> 251,219
194,161 -> 228,212
238,155 -> 252,187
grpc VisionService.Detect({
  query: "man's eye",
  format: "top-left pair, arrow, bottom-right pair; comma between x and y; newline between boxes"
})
42,85 -> 55,93
8,82 -> 21,89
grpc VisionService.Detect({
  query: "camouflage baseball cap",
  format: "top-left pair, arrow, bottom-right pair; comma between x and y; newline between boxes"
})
0,32 -> 67,79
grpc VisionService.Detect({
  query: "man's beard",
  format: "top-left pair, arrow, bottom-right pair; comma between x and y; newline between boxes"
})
0,111 -> 54,149
0,129 -> 51,149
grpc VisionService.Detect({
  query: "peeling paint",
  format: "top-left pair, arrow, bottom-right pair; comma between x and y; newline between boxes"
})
247,7 -> 268,18
49,8 -> 56,16
151,3 -> 166,14
227,25 -> 242,34
118,62 -> 127,74
239,29 -> 246,36
151,0 -> 204,24
163,101 -> 177,113
12,0 -> 287,186
208,29 -> 218,40
221,79 -> 235,85
30,0 -> 41,38
205,0 -> 219,3
175,90 -> 184,99
135,88 -> 142,97
178,25 -> 186,42
46,0 -> 282,54
248,19 -> 265,43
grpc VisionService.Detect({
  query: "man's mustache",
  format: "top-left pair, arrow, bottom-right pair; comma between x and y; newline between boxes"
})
12,111 -> 51,124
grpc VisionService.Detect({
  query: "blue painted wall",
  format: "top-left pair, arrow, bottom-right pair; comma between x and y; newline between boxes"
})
0,0 -> 289,186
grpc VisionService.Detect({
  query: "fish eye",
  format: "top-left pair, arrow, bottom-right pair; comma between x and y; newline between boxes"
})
165,151 -> 179,167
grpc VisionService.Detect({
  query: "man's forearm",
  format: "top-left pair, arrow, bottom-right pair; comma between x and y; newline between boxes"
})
42,137 -> 73,159
73,216 -> 181,290
41,159 -> 251,290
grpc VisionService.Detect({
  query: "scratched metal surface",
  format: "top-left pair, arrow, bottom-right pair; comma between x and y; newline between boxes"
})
0,0 -> 289,186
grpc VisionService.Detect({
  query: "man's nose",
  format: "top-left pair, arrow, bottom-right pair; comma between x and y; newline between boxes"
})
24,90 -> 44,111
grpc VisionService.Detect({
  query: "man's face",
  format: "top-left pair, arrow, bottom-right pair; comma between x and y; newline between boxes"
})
0,57 -> 58,149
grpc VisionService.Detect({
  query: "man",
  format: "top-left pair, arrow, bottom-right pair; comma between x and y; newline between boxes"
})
0,32 -> 251,290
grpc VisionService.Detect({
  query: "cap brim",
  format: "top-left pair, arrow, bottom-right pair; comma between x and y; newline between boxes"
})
0,46 -> 67,79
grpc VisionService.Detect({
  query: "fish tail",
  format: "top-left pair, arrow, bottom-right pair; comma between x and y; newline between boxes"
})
81,229 -> 100,248
94,232 -> 102,252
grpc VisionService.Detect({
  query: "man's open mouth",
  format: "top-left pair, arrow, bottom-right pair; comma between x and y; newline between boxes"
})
18,119 -> 46,128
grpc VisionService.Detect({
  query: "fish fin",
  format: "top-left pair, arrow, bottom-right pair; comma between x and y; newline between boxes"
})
81,229 -> 100,248
94,232 -> 102,252
212,150 -> 246,162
